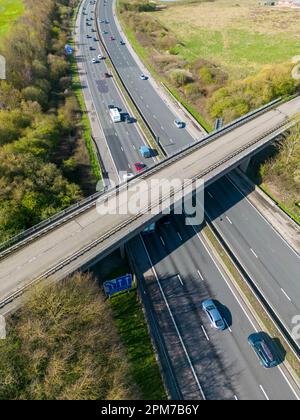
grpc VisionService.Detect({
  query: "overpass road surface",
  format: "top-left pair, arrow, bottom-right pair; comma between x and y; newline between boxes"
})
0,94 -> 298,306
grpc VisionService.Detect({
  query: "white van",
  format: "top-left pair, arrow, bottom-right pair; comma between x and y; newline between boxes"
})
109,107 -> 121,123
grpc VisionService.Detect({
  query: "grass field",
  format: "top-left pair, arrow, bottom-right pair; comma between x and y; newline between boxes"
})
157,0 -> 300,79
0,0 -> 24,38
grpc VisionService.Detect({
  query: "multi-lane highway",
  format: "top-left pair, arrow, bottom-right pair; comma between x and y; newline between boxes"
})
96,0 -> 300,362
129,218 -> 299,400
0,0 -> 299,400
81,0 -> 299,399
78,6 -> 157,179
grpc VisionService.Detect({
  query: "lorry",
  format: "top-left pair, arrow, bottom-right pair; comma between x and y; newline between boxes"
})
109,107 -> 121,123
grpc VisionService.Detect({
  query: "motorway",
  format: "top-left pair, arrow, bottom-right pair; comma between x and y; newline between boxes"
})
97,0 -> 300,385
81,0 -> 299,399
128,219 -> 299,400
98,0 -> 300,340
78,5 -> 157,178
0,0 -> 298,400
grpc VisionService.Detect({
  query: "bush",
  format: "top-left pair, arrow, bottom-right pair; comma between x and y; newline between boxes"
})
0,273 -> 139,400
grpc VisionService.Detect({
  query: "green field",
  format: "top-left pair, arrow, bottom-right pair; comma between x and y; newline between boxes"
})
0,0 -> 24,38
157,0 -> 300,79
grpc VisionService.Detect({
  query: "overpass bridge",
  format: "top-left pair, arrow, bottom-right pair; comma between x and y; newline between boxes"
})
0,96 -> 299,310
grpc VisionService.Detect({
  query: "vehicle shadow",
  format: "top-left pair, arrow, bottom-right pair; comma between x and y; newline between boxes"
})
259,332 -> 286,365
214,300 -> 233,329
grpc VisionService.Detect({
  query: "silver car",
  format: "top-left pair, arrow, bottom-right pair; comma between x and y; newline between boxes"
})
202,299 -> 226,330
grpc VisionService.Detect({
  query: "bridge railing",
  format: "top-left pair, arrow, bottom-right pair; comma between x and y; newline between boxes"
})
0,0 -> 297,259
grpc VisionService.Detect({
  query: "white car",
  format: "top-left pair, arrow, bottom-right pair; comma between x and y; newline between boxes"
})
97,54 -> 102,60
174,119 -> 185,129
92,58 -> 96,64
140,74 -> 148,81
123,173 -> 134,182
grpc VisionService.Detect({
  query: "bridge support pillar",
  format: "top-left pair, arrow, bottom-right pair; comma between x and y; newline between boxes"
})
120,244 -> 126,260
239,157 -> 251,173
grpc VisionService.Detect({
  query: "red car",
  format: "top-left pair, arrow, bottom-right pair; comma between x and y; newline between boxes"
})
110,36 -> 115,41
134,162 -> 146,173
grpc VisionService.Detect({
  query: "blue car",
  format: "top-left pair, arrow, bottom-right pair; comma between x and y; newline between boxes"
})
248,333 -> 278,368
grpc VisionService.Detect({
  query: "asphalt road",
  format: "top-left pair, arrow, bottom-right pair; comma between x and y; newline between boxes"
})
78,6 -> 157,179
205,176 -> 300,340
97,0 -> 197,153
81,0 -> 299,399
128,216 -> 299,400
96,0 -> 300,381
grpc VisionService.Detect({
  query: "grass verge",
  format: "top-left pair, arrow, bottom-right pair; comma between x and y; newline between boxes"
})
259,183 -> 300,226
203,223 -> 300,378
110,288 -> 167,399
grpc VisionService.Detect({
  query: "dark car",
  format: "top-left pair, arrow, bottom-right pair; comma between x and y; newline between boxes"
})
248,333 -> 278,368
104,72 -> 112,78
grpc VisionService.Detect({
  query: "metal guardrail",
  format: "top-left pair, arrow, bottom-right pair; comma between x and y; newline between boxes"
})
0,99 -> 295,261
0,119 -> 294,310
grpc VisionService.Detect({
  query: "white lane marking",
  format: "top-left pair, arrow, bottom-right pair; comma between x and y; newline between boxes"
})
197,270 -> 204,281
278,366 -> 300,400
177,232 -> 183,241
208,192 -> 214,199
140,235 -> 206,400
128,164 -> 131,169
281,288 -> 292,302
224,319 -> 232,333
132,144 -> 136,150
170,139 -> 174,144
259,385 -> 270,401
226,216 -> 233,225
177,274 -> 184,286
28,257 -> 36,263
121,146 -> 124,152
201,325 -> 210,342
250,248 -> 258,259
160,236 -> 165,247
226,175 -> 300,260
